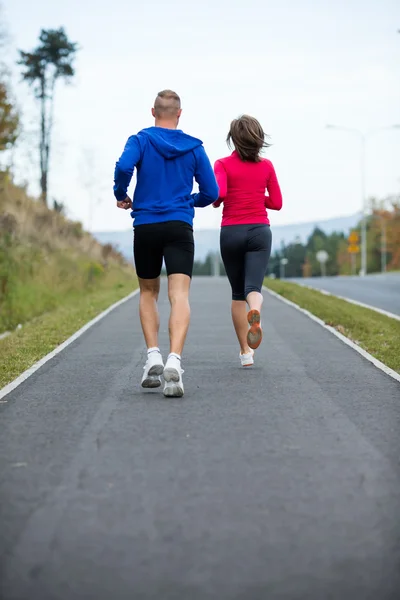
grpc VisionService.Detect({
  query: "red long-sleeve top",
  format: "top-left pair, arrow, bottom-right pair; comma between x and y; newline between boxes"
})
213,151 -> 283,226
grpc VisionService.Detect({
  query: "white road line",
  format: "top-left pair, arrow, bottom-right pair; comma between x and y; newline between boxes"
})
0,289 -> 140,401
263,286 -> 400,384
296,283 -> 400,321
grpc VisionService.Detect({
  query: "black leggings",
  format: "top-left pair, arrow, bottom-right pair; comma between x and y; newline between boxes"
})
220,224 -> 272,301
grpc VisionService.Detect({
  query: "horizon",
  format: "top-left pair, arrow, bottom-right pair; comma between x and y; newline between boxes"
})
94,209 -> 363,234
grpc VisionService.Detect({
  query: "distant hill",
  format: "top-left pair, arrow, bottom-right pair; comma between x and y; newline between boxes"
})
94,212 -> 362,262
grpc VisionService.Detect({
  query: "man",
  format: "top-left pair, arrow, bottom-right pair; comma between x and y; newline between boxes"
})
113,90 -> 219,397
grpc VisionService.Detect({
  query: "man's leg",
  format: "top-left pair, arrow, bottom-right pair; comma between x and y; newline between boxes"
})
138,277 -> 160,349
162,273 -> 191,396
167,273 -> 191,356
162,222 -> 194,397
133,225 -> 164,388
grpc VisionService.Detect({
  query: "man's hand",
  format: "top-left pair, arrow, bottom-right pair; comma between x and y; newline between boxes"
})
116,196 -> 132,210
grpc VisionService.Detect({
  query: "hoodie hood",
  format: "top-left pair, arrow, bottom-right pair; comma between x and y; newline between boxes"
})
138,127 -> 203,160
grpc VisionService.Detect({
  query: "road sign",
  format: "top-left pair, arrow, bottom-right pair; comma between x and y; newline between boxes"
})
348,245 -> 360,254
348,231 -> 359,244
280,258 -> 288,279
316,250 -> 329,277
316,250 -> 329,264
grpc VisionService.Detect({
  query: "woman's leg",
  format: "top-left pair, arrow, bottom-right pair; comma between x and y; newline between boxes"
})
220,227 -> 251,355
244,226 -> 272,349
247,291 -> 263,313
231,300 -> 251,355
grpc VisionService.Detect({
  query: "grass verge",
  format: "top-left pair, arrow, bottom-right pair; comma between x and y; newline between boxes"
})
264,279 -> 400,374
0,280 -> 136,389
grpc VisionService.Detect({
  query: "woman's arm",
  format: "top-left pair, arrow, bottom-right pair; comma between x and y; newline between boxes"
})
213,160 -> 227,207
264,162 -> 283,210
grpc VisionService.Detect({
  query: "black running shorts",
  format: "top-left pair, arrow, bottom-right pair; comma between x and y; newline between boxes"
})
133,220 -> 195,279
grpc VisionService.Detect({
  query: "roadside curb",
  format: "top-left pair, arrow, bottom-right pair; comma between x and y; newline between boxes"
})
297,283 -> 400,322
263,286 -> 400,384
0,289 -> 140,401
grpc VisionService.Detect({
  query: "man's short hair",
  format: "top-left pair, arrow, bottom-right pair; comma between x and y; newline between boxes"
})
154,89 -> 181,118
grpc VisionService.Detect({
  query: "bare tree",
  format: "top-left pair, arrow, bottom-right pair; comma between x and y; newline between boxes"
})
18,27 -> 78,205
0,3 -> 19,155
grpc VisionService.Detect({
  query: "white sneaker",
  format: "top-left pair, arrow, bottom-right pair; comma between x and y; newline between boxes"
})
163,379 -> 184,397
163,354 -> 184,397
143,375 -> 162,389
141,348 -> 164,388
240,348 -> 254,367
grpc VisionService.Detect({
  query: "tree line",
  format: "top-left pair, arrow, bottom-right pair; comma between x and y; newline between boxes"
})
269,199 -> 400,277
194,198 -> 400,278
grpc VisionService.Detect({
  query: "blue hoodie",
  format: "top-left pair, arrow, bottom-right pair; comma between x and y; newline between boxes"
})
113,127 -> 219,226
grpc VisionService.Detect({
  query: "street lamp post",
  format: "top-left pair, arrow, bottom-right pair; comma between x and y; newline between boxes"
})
359,132 -> 367,276
212,252 -> 220,277
326,124 -> 400,276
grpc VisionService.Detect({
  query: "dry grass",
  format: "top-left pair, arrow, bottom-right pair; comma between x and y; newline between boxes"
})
0,172 -> 135,333
0,172 -> 121,263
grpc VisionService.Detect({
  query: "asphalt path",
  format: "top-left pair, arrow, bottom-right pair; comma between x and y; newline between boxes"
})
1,278 -> 399,600
291,273 -> 400,316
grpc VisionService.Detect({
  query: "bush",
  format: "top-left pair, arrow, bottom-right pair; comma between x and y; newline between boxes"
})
86,262 -> 104,285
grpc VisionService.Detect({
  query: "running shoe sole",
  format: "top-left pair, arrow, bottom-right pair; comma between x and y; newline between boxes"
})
163,367 -> 181,383
163,382 -> 184,398
141,375 -> 162,389
247,309 -> 262,350
148,364 -> 164,376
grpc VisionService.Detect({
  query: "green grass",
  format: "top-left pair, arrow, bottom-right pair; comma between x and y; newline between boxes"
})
0,244 -> 131,332
264,279 -> 400,374
0,280 -> 137,389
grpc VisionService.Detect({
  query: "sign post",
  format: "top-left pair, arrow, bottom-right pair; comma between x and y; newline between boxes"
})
280,258 -> 288,279
316,250 -> 329,277
347,231 -> 360,275
212,252 -> 220,277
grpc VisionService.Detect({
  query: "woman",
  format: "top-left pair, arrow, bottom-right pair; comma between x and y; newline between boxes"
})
213,115 -> 283,367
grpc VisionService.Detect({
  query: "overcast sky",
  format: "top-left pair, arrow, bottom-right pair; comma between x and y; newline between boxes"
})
4,0 -> 400,232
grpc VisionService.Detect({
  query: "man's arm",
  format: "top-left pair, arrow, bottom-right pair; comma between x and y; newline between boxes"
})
113,135 -> 141,201
192,146 -> 219,208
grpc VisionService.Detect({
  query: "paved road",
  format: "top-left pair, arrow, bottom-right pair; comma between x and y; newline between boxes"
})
291,272 -> 400,316
1,278 -> 399,600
